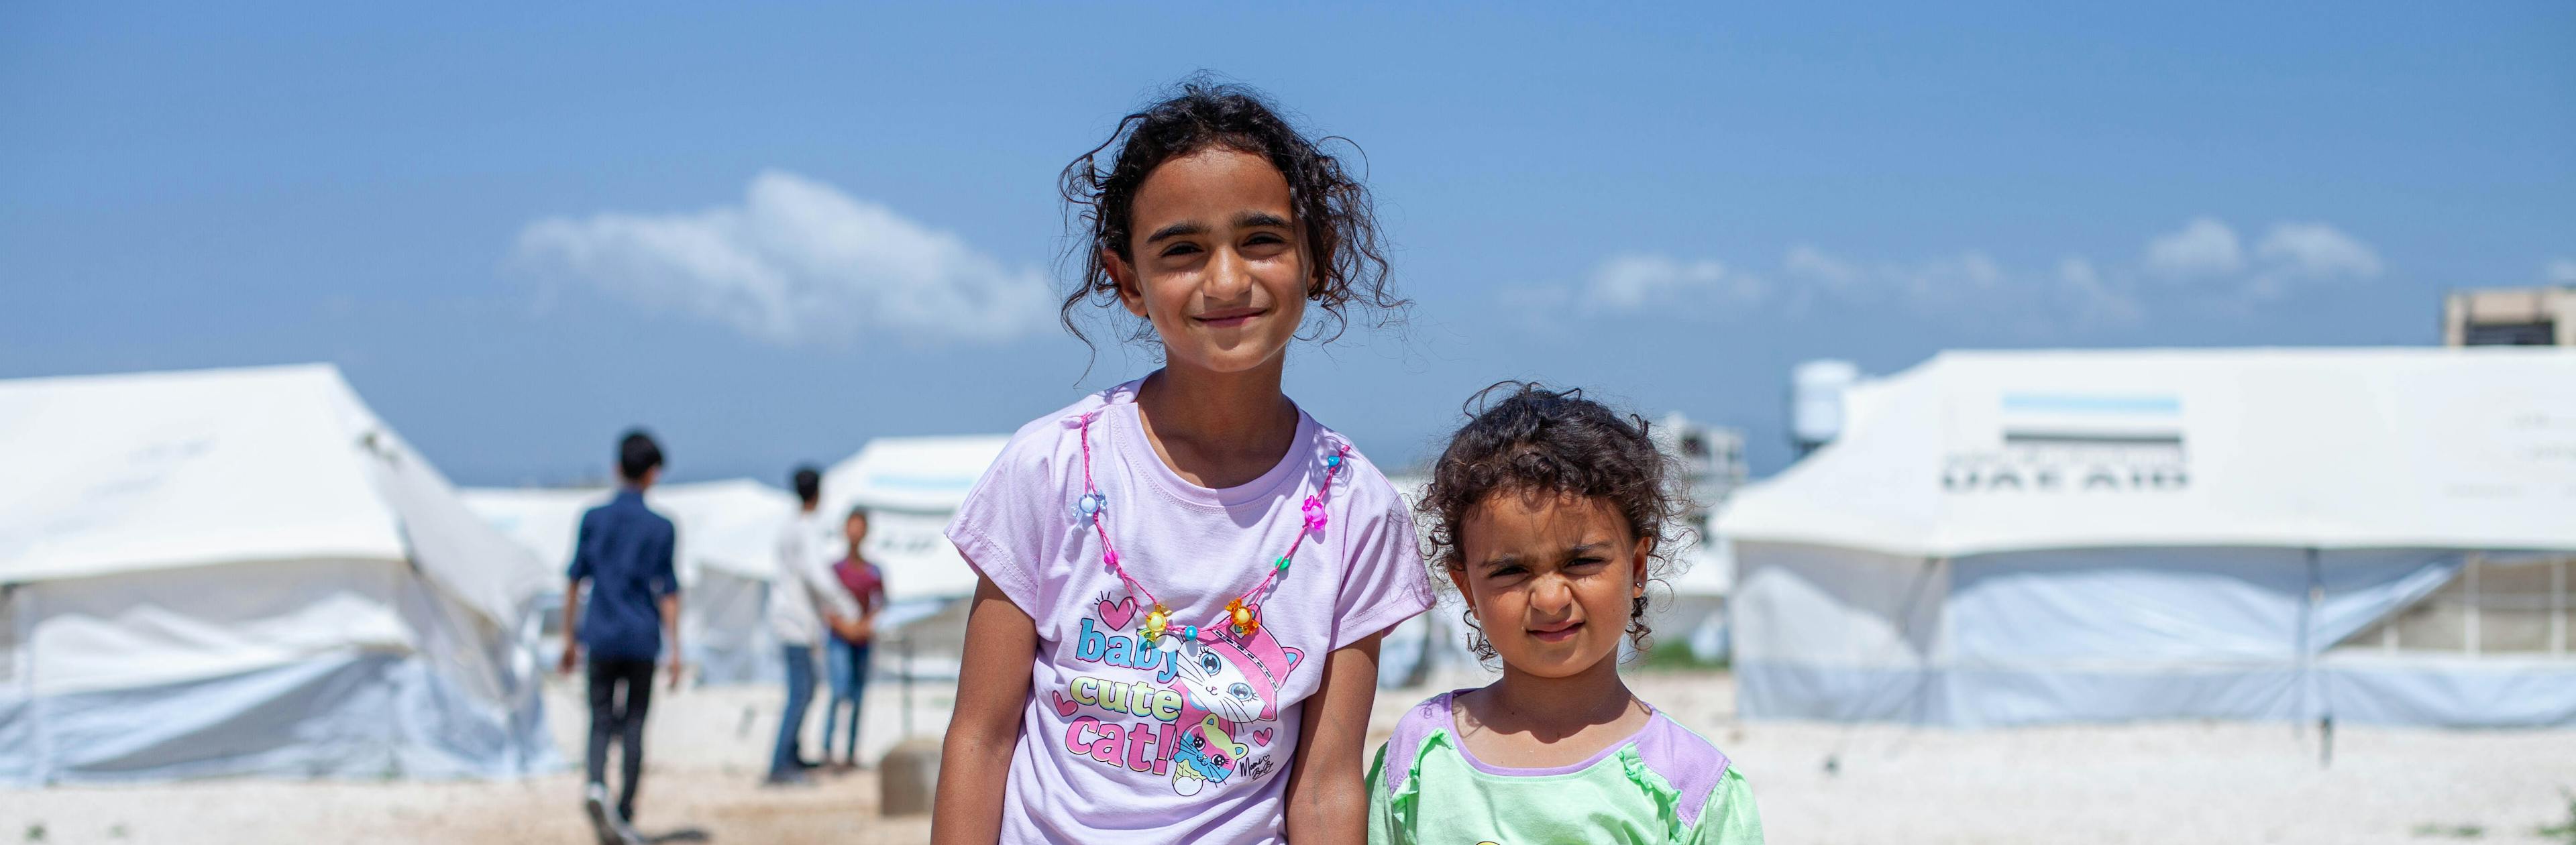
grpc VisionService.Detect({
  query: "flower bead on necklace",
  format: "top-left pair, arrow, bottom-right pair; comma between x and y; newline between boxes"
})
1225,597 -> 1260,636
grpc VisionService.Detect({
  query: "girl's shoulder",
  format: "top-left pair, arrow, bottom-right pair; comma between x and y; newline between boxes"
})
1376,689 -> 1463,795
1629,703 -> 1740,830
1006,379 -> 1140,442
1295,409 -> 1408,519
979,380 -> 1146,482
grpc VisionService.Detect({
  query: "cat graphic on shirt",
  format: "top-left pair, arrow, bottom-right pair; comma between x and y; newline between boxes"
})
1165,622 -> 1302,795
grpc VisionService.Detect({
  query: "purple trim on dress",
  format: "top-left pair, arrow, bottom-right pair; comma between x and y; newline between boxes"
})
1631,715 -> 1732,828
1439,690 -> 1652,777
1381,692 -> 1456,794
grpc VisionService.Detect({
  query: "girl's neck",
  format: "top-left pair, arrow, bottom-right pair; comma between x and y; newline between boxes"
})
1476,648 -> 1641,740
1134,361 -> 1298,489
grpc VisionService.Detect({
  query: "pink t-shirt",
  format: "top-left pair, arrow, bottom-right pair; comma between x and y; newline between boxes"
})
945,380 -> 1434,844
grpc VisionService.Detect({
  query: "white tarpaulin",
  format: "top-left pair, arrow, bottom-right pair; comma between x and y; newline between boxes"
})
1719,347 -> 2576,727
462,480 -> 797,685
0,363 -> 555,783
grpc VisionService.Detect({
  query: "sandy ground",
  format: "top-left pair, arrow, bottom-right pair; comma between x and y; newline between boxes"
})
6,670 -> 2575,844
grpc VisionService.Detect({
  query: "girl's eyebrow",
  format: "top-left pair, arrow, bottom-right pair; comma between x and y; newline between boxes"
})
1234,211 -> 1292,229
1479,541 -> 1609,571
1144,220 -> 1205,245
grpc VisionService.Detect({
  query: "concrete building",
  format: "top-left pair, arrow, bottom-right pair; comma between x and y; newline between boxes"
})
2444,285 -> 2576,346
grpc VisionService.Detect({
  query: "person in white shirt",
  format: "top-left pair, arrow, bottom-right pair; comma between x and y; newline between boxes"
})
767,465 -> 865,785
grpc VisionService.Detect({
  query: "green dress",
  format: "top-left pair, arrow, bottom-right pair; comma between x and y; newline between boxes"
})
1367,691 -> 1764,844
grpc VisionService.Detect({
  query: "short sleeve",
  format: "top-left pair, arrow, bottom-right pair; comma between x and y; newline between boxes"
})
1329,498 -> 1436,652
943,431 -> 1061,615
566,510 -> 598,582
1690,767 -> 1766,844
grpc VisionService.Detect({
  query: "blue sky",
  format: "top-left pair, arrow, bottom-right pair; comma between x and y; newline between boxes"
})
5,3 -> 2571,485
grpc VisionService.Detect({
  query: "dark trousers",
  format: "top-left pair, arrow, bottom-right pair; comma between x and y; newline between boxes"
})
770,643 -> 816,777
586,656 -> 655,821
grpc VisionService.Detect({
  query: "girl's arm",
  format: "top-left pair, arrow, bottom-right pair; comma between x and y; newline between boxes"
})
930,575 -> 1037,845
1283,632 -> 1386,843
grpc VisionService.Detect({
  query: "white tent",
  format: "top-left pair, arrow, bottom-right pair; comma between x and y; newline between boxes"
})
462,480 -> 797,685
1718,347 -> 2576,727
0,364 -> 557,784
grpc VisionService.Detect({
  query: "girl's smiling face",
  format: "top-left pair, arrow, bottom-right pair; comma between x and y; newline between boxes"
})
1104,148 -> 1309,375
1450,491 -> 1650,678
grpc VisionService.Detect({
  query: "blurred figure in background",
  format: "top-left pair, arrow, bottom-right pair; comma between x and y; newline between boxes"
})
559,429 -> 682,845
822,506 -> 888,770
767,465 -> 865,785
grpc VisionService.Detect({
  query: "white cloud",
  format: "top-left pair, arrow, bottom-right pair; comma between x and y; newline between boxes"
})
1536,216 -> 2385,333
2054,256 -> 2143,326
2144,217 -> 2245,278
2256,222 -> 2382,280
1774,244 -> 2137,329
2545,258 -> 2576,284
1581,253 -> 1768,312
1891,251 -> 2006,306
511,170 -> 1051,345
1784,243 -> 1866,296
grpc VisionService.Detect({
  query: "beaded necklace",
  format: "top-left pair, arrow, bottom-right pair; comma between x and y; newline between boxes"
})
1071,408 -> 1350,646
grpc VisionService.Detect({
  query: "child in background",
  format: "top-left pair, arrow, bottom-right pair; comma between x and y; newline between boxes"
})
823,506 -> 887,769
1370,384 -> 1764,844
932,80 -> 1431,844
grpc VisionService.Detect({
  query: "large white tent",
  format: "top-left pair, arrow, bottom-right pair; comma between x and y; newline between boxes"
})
1718,347 -> 2576,727
0,364 -> 557,784
462,480 -> 797,685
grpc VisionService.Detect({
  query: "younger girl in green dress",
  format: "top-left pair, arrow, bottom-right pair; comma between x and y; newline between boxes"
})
1369,384 -> 1764,844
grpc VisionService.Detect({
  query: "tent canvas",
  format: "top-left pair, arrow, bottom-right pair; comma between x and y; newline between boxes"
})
1718,347 -> 2576,727
462,480 -> 797,685
0,363 -> 555,784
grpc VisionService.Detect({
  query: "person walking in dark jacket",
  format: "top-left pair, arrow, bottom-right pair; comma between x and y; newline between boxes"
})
559,430 -> 682,845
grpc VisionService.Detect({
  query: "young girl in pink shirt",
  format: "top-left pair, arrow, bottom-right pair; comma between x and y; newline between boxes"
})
933,80 -> 1432,845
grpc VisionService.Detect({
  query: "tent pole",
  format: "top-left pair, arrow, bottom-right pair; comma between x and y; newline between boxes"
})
17,584 -> 52,785
2298,549 -> 2320,749
2465,554 -> 2481,659
1908,557 -> 1945,728
2553,558 -> 2567,659
899,633 -> 915,738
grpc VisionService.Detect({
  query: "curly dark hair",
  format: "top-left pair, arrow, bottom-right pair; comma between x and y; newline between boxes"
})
1417,382 -> 1691,661
1058,76 -> 1405,350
